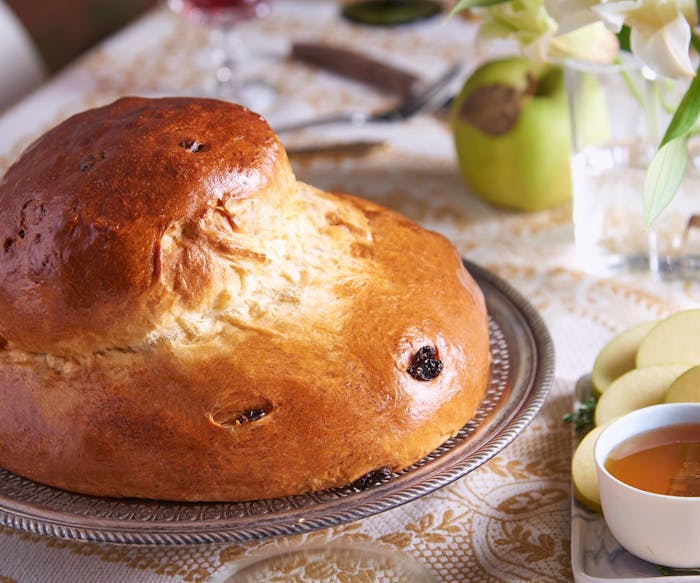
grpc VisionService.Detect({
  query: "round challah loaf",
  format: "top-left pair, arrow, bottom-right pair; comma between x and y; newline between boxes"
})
0,97 -> 491,501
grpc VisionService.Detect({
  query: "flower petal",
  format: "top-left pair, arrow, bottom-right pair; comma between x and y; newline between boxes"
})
590,0 -> 638,32
545,0 -> 600,34
630,15 -> 695,78
549,22 -> 619,62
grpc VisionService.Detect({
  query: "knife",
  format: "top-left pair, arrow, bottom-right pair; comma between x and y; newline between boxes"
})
286,140 -> 387,158
290,41 -> 421,98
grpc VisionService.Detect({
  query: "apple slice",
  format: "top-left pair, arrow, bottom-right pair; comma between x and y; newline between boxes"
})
594,364 -> 691,426
665,365 -> 700,403
591,321 -> 656,395
636,309 -> 700,368
572,424 -> 607,513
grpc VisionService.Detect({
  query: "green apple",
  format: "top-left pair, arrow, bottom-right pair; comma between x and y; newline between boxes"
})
594,364 -> 692,426
591,321 -> 656,395
636,309 -> 700,368
451,57 -> 572,211
665,364 -> 700,403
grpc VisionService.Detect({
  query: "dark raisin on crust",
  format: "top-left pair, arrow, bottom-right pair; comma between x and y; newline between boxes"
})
408,345 -> 443,381
350,467 -> 393,491
236,408 -> 267,424
211,400 -> 273,429
79,152 -> 105,171
179,139 -> 210,153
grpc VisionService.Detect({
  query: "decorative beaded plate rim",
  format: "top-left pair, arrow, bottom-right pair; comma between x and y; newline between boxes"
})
0,259 -> 554,546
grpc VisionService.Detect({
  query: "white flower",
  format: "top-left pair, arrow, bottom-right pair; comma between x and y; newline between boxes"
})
593,0 -> 697,78
545,0 -> 605,33
630,13 -> 695,77
476,0 -> 619,62
548,22 -> 620,61
476,0 -> 558,61
458,0 -> 697,78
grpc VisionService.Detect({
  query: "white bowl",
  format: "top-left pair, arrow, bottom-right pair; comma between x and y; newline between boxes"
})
594,402 -> 700,568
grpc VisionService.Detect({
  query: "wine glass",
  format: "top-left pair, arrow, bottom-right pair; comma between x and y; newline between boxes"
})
167,0 -> 276,112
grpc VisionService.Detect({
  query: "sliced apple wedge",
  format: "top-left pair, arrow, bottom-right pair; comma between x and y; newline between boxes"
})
594,364 -> 692,426
636,309 -> 700,368
591,321 -> 656,395
572,424 -> 607,513
665,365 -> 700,403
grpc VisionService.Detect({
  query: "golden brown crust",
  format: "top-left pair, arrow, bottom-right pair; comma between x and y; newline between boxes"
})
0,97 -> 291,354
0,98 -> 490,501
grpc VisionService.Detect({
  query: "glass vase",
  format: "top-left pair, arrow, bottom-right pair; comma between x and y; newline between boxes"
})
565,57 -> 700,280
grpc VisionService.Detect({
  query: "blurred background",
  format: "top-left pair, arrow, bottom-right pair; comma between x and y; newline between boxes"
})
0,0 -> 159,110
5,0 -> 157,72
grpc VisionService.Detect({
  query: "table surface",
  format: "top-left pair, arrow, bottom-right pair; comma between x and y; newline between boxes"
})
0,2 -> 697,582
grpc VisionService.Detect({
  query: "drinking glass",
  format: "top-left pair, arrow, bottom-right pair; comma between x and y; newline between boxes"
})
167,0 -> 276,111
566,57 -> 700,279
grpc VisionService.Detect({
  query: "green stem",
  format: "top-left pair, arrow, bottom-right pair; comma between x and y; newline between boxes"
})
615,56 -> 645,108
646,79 -> 662,145
658,78 -> 679,115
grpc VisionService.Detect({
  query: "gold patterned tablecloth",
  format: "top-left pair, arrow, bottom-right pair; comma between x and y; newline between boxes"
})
0,2 -> 697,582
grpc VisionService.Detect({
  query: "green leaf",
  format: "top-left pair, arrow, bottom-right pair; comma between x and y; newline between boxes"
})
691,30 -> 700,55
643,137 -> 689,227
449,0 -> 509,17
660,71 -> 700,147
643,60 -> 700,224
563,396 -> 597,435
616,26 -> 631,53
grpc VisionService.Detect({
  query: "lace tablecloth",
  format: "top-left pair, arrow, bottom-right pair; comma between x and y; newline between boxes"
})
0,2 -> 696,581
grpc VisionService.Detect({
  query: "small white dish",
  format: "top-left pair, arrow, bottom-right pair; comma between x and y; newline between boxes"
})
210,543 -> 439,582
594,403 -> 700,569
0,1 -> 46,109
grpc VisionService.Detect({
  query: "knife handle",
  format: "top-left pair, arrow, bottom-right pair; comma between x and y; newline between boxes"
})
291,42 -> 419,98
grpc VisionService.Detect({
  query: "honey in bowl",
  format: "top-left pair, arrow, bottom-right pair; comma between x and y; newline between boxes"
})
605,422 -> 700,497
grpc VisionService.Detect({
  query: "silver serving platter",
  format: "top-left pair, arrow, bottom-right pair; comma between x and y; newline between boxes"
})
0,260 -> 554,545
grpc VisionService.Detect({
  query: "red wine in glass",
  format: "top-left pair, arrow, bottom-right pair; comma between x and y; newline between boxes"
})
175,0 -> 271,25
